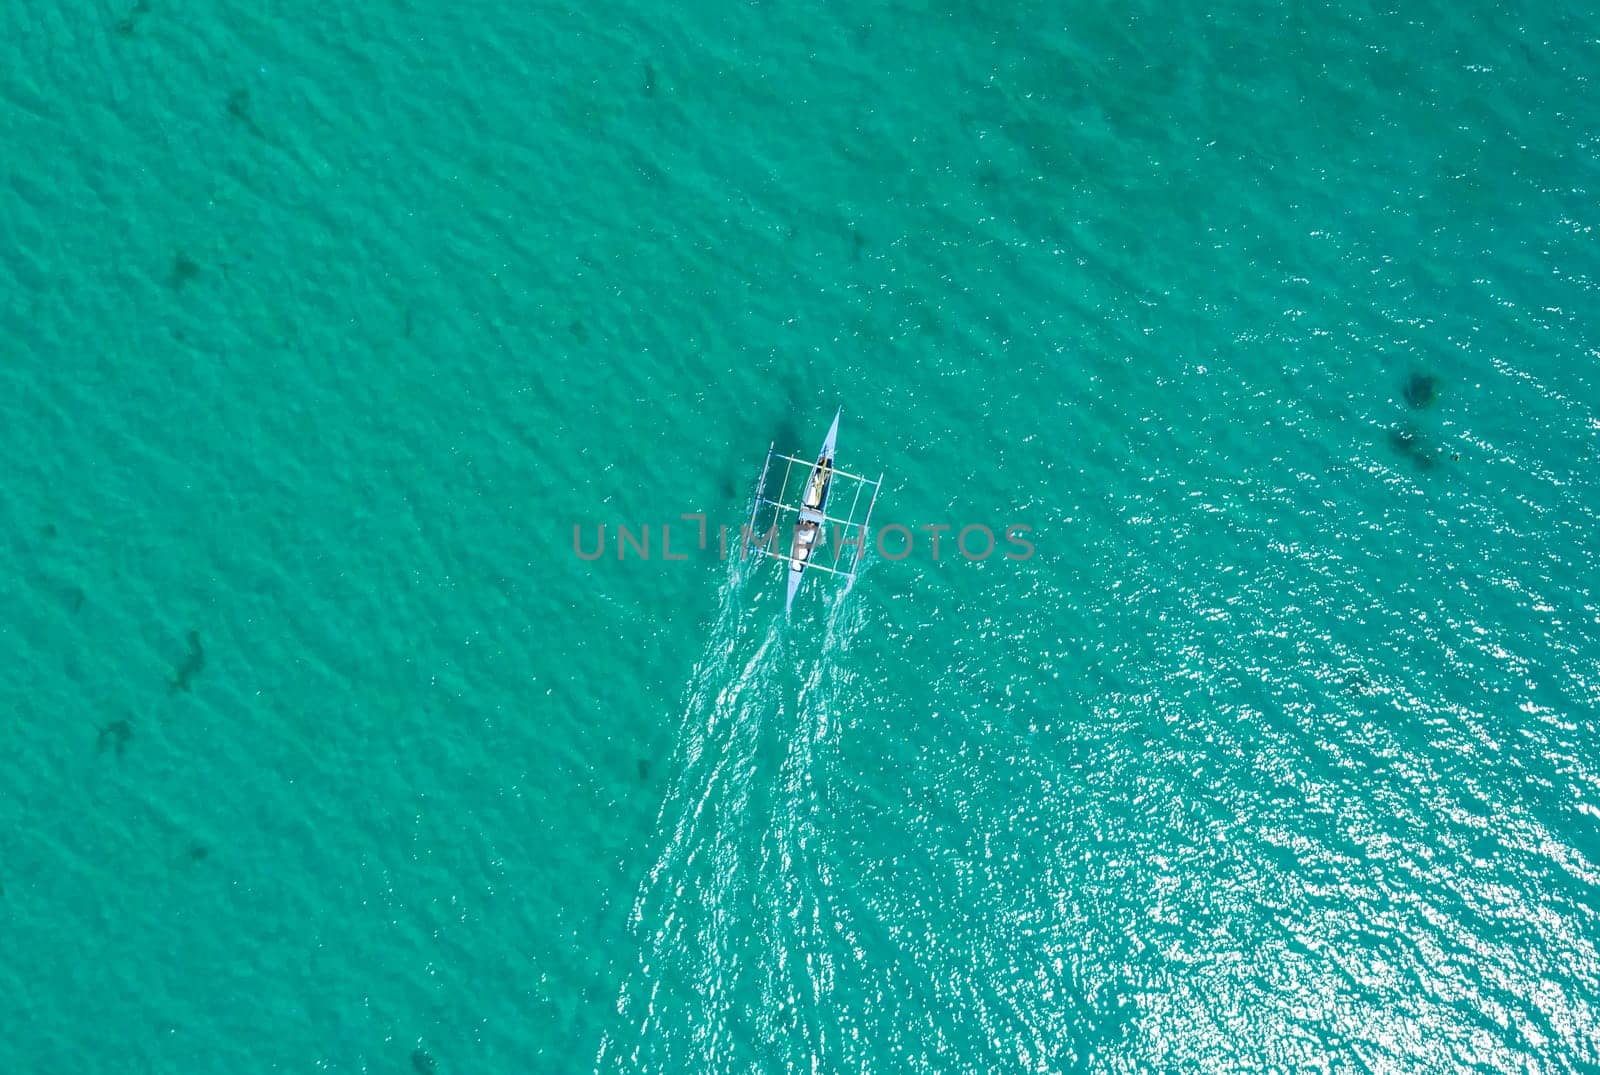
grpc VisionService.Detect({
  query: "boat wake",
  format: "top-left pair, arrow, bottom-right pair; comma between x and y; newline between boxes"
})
594,560 -> 866,1074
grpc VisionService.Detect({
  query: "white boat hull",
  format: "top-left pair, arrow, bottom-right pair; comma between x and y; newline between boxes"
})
786,409 -> 841,613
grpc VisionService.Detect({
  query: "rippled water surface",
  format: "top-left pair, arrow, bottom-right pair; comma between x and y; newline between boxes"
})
2,1 -> 1597,1071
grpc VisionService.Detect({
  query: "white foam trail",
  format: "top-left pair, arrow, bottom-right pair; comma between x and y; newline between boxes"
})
597,557 -> 781,1072
597,559 -> 869,1074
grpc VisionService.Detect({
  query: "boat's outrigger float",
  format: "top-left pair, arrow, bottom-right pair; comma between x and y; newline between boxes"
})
744,408 -> 884,613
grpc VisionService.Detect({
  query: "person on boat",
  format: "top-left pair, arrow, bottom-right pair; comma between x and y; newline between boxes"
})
792,519 -> 819,564
804,460 -> 832,509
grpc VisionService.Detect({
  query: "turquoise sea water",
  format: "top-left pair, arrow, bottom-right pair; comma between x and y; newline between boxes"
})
3,1 -> 1599,1071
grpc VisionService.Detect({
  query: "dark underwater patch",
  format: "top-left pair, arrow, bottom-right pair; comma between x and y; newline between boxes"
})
97,719 -> 133,757
113,0 -> 148,36
169,253 -> 200,290
226,89 -> 266,139
1388,425 -> 1437,471
1402,370 -> 1440,410
168,630 -> 205,693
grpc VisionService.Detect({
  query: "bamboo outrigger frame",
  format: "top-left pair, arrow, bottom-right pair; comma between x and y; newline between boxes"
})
743,421 -> 884,604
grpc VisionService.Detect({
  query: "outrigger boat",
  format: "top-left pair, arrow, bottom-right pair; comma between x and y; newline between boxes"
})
745,408 -> 884,613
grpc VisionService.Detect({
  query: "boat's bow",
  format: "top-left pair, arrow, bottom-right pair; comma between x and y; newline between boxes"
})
819,407 -> 840,460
